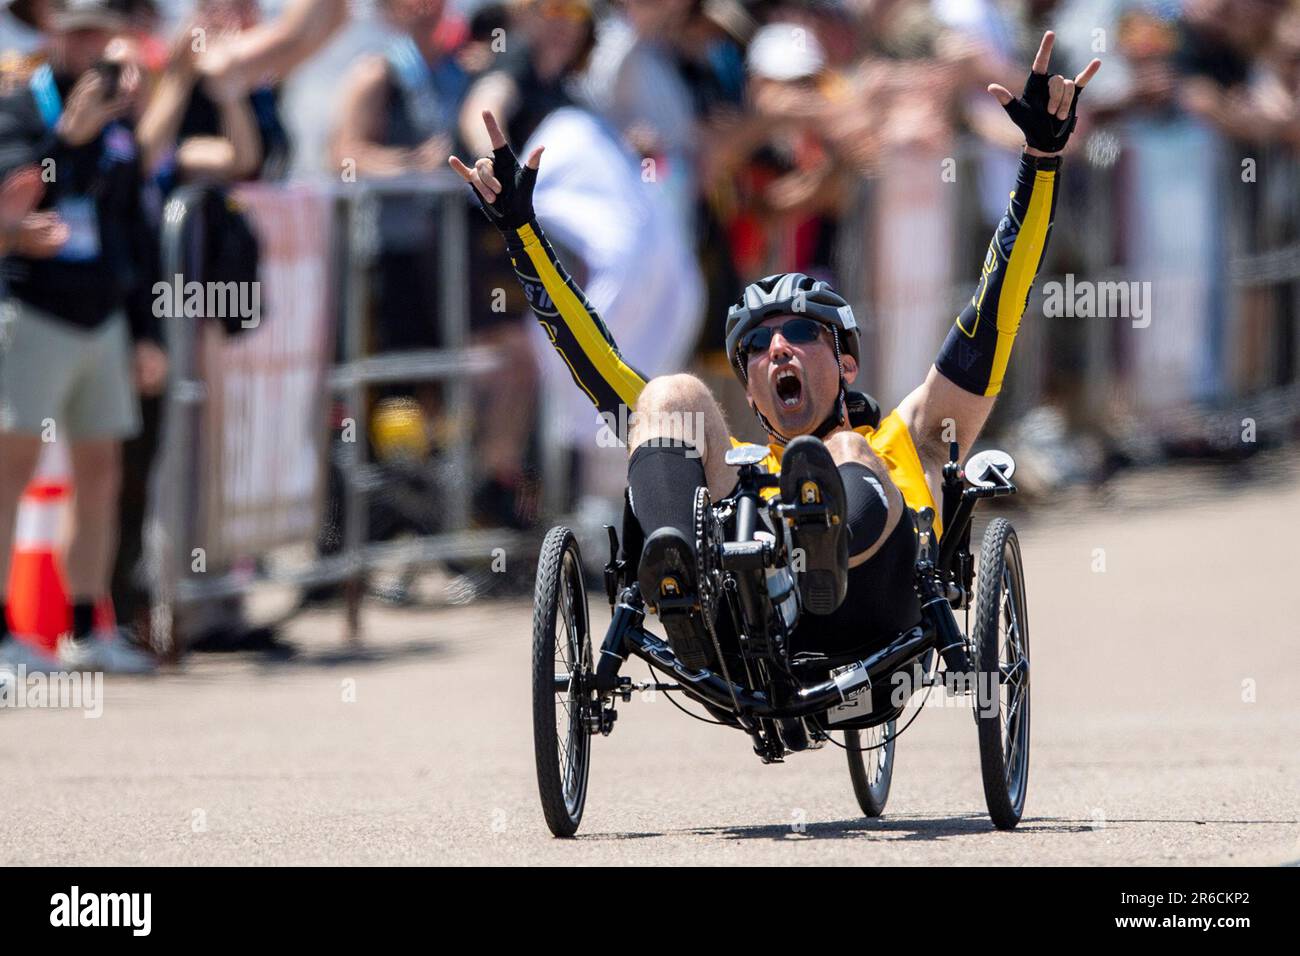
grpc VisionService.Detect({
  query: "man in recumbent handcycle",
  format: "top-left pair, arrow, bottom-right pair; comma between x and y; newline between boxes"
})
451,33 -> 1099,674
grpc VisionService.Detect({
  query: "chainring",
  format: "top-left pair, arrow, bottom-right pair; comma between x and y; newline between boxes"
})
694,486 -> 726,636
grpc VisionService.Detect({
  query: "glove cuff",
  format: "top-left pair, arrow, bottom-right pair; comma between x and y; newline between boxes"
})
1024,153 -> 1063,171
501,217 -> 543,253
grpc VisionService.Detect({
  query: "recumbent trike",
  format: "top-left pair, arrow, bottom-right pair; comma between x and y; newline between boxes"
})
530,437 -> 1030,837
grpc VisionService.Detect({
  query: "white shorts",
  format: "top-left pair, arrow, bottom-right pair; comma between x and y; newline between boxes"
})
0,299 -> 141,441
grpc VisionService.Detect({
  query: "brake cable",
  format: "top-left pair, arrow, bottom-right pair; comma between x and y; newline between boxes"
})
644,661 -> 729,726
811,678 -> 938,753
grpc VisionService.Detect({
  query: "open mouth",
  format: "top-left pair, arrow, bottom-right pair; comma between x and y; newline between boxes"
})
775,367 -> 803,409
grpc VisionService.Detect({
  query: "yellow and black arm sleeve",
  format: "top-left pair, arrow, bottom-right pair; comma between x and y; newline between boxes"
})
935,152 -> 1060,397
505,220 -> 649,419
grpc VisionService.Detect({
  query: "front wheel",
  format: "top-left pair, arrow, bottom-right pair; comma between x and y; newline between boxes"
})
973,518 -> 1031,830
532,527 -> 594,837
845,720 -> 896,817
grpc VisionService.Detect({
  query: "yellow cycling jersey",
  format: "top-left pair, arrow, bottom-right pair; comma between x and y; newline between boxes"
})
734,408 -> 940,539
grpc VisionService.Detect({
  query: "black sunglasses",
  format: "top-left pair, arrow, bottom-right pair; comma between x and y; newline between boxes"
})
737,318 -> 829,362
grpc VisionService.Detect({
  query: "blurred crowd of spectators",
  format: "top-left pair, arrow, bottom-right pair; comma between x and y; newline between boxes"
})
318,0 -> 1300,523
2,0 -> 1299,657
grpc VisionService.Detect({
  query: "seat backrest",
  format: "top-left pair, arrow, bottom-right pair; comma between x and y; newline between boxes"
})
617,486 -> 644,584
846,390 -> 882,430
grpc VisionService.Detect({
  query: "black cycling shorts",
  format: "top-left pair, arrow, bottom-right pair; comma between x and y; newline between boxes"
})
790,509 -> 920,658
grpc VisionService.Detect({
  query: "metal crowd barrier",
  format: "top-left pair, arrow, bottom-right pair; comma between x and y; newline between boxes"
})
149,175 -> 546,656
834,132 -> 1300,440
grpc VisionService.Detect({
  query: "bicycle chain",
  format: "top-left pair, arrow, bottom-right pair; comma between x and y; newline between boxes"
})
693,486 -> 742,713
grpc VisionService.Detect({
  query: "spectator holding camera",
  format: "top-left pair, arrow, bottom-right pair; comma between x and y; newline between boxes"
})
0,0 -> 161,673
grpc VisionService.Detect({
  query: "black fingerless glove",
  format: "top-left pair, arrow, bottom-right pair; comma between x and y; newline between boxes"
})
468,142 -> 538,239
1001,71 -> 1082,154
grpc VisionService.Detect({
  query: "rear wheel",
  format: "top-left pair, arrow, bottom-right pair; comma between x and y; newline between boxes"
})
845,719 -> 896,817
973,518 -> 1030,830
532,527 -> 594,837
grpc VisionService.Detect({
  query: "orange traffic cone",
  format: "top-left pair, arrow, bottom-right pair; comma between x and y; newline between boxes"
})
7,444 -> 71,653
4,444 -> 115,653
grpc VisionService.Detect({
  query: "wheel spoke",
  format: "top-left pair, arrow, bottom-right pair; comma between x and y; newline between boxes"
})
563,555 -> 589,809
1004,709 -> 1020,774
563,712 -> 579,790
1003,690 -> 1025,780
539,547 -> 593,819
1004,681 -> 1023,728
559,583 -> 572,640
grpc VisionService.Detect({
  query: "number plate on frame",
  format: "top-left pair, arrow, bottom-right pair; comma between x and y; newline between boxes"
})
826,690 -> 872,724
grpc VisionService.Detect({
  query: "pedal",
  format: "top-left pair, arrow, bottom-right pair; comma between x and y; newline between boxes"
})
646,570 -> 700,616
585,706 -> 618,735
777,500 -> 839,528
654,594 -> 700,615
943,670 -> 978,697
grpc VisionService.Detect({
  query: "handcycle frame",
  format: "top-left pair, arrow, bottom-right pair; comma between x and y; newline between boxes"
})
584,441 -> 1018,758
534,437 -> 1031,835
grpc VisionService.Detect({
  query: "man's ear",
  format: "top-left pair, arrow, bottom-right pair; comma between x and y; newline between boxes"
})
840,353 -> 858,382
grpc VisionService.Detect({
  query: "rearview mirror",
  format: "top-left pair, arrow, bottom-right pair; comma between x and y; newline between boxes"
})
725,444 -> 769,467
965,449 -> 1016,489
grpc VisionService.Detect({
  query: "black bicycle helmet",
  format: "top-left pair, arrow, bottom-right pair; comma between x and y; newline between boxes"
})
725,272 -> 860,383
725,273 -> 864,444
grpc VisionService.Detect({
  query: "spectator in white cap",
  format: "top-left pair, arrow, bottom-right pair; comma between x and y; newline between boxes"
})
746,18 -> 828,84
0,0 -> 48,63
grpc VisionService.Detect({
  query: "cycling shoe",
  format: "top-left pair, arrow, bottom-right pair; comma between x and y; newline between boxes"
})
638,526 -> 715,671
779,435 -> 849,615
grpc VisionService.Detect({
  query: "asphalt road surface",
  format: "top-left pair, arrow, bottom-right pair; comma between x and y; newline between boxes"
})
5,455 -> 1298,866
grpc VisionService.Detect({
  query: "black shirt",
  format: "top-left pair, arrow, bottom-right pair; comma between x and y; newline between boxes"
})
177,83 -> 289,181
1175,20 -> 1253,89
0,75 -> 160,342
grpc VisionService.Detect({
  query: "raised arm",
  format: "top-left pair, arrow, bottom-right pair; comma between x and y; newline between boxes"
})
205,0 -> 349,83
450,111 -> 648,419
899,32 -> 1100,473
137,28 -> 200,174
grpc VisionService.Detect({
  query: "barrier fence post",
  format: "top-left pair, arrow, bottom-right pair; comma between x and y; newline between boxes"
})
340,190 -> 377,644
151,186 -> 206,661
437,191 -> 471,534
